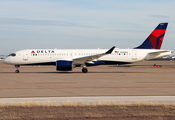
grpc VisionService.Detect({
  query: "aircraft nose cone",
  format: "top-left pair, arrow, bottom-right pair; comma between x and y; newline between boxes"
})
2,58 -> 6,63
2,58 -> 9,64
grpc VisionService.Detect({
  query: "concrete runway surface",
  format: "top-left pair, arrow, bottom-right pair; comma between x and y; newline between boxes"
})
0,61 -> 175,104
0,96 -> 175,105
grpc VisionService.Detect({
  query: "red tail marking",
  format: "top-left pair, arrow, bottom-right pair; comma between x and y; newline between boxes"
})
148,34 -> 157,49
151,30 -> 166,37
158,36 -> 164,49
148,29 -> 166,49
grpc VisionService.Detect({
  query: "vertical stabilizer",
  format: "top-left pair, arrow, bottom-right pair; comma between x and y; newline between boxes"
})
135,23 -> 168,49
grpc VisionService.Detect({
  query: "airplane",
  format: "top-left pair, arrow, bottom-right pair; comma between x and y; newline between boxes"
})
0,57 -> 6,60
0,55 -> 6,60
2,23 -> 172,73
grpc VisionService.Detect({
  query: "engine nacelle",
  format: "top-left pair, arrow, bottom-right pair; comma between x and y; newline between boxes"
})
56,60 -> 72,71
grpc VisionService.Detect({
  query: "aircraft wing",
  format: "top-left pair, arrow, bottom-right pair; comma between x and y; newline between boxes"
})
73,46 -> 115,64
148,50 -> 171,55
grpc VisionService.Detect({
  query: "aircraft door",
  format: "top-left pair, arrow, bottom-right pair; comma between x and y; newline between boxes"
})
23,50 -> 28,61
132,50 -> 137,60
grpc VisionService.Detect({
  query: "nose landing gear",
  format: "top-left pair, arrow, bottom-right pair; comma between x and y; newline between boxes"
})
15,65 -> 20,73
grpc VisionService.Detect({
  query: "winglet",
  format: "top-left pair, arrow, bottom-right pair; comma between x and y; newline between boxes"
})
105,46 -> 115,54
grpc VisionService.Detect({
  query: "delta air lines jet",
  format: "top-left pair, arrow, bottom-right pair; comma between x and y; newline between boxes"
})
2,23 -> 172,73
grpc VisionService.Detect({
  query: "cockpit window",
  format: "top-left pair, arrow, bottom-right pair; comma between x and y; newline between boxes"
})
8,53 -> 16,57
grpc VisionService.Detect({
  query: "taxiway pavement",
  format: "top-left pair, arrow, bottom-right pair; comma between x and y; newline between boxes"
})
0,61 -> 175,98
0,96 -> 175,106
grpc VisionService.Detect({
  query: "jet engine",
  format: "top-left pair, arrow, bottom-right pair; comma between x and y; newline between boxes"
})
56,60 -> 73,71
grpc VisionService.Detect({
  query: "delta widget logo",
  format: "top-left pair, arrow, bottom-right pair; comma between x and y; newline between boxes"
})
31,50 -> 55,54
31,51 -> 35,54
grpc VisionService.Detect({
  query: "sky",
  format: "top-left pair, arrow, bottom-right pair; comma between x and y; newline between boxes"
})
0,0 -> 175,55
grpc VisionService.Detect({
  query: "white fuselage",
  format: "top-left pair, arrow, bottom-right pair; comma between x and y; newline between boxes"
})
3,48 -> 172,66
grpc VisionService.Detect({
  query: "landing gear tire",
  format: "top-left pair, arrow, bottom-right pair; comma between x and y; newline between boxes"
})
15,65 -> 20,73
15,70 -> 19,73
82,68 -> 88,73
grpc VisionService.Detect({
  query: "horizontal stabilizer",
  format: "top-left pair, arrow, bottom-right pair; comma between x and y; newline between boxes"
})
148,50 -> 171,55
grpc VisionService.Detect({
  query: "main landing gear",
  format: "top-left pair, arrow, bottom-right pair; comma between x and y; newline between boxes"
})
82,67 -> 88,73
82,65 -> 88,73
15,65 -> 20,73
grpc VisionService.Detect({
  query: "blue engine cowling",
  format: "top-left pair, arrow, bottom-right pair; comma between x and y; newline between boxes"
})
56,60 -> 72,71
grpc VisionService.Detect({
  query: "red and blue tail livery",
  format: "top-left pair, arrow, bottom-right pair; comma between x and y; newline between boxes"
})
135,23 -> 168,49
